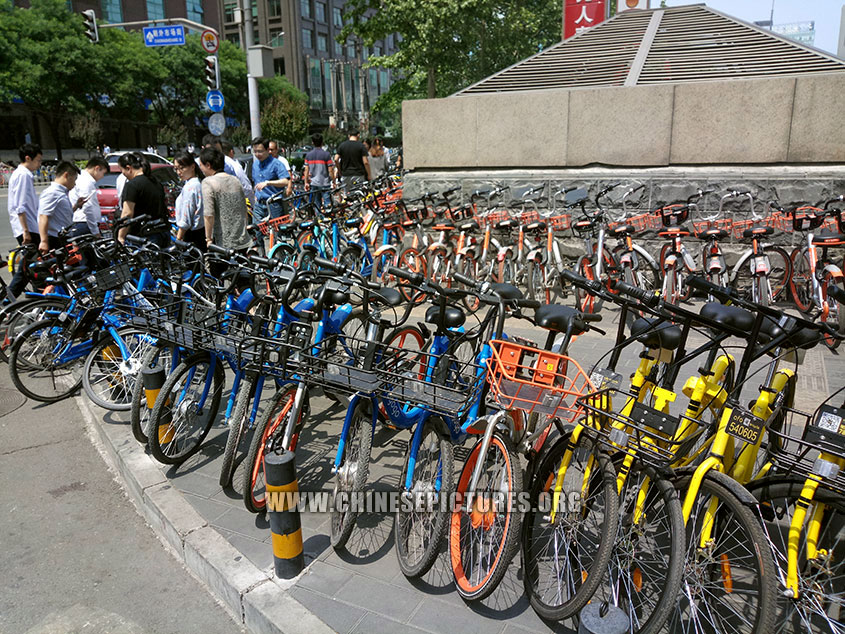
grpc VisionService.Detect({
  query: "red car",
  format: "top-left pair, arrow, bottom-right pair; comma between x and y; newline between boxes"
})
97,163 -> 180,223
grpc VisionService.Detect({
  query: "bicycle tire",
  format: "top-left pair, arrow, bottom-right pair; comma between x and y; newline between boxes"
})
130,345 -> 176,444
242,384 -> 307,514
450,431 -> 523,601
597,465 -> 684,633
147,352 -> 225,465
395,418 -> 455,578
789,248 -> 814,314
82,327 -> 154,411
576,256 -> 603,314
9,318 -> 85,403
458,256 -> 480,312
396,247 -> 427,304
747,477 -> 845,634
219,374 -> 257,488
526,258 -> 551,304
497,252 -> 515,286
330,400 -> 372,550
521,432 -> 619,619
0,296 -> 70,364
665,474 -> 777,634
822,273 -> 845,350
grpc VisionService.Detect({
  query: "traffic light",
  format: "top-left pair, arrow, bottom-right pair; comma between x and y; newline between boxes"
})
82,10 -> 98,44
204,56 -> 219,91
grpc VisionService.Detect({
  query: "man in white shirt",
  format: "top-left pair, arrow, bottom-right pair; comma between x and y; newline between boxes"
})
268,140 -> 294,197
38,162 -> 85,253
7,143 -> 42,298
69,157 -> 109,236
103,143 -> 111,155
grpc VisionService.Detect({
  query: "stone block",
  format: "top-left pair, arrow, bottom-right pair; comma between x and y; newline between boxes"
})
789,74 -> 845,163
116,443 -> 167,506
475,90 -> 569,168
243,580 -> 335,634
568,84 -> 673,167
143,482 -> 208,555
671,77 -> 796,164
402,97 -> 478,169
183,526 -> 268,618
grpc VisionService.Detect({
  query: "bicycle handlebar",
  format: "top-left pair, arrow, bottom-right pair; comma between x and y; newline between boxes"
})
611,279 -> 662,307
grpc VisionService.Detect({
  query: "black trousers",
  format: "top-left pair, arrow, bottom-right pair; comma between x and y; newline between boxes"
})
8,232 -> 40,299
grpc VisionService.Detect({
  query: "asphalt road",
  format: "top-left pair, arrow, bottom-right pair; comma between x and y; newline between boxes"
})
0,374 -> 242,633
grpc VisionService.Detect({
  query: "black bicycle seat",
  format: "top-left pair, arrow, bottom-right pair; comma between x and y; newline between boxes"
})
525,221 -> 547,232
488,282 -> 523,301
812,231 -> 845,245
534,304 -> 591,336
371,286 -> 403,307
277,223 -> 296,233
698,228 -> 730,240
630,317 -> 683,350
458,220 -> 479,232
700,302 -> 755,333
611,225 -> 636,237
298,220 -> 315,230
495,219 -> 518,230
425,304 -> 466,329
742,226 -> 774,239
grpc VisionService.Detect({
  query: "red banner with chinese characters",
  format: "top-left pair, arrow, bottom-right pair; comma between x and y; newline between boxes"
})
564,0 -> 607,39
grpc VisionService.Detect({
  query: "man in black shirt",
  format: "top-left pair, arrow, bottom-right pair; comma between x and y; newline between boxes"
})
334,129 -> 371,193
118,152 -> 169,246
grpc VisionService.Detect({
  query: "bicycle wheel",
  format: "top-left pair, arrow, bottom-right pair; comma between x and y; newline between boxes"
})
82,327 -> 155,411
9,318 -> 86,403
664,475 -> 777,634
450,431 -> 523,601
396,247 -> 427,303
576,256 -> 603,314
268,242 -> 296,266
521,432 -> 619,619
219,374 -> 257,487
526,258 -> 551,304
497,252 -> 515,285
789,248 -> 814,313
0,296 -> 70,364
458,256 -> 481,312
395,418 -> 455,578
147,352 -> 225,465
822,273 -> 845,350
242,384 -> 308,514
596,465 -> 685,633
130,344 -> 177,444
338,246 -> 364,274
748,477 -> 845,634
330,400 -> 373,549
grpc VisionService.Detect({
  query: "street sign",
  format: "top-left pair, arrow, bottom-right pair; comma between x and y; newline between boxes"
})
564,0 -> 606,39
206,90 -> 225,113
201,30 -> 219,54
208,113 -> 226,136
143,25 -> 186,47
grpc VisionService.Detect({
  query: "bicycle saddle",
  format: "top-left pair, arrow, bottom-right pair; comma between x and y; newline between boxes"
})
298,220 -> 315,230
697,228 -> 730,240
758,321 -> 819,351
458,220 -> 479,232
495,219 -> 519,230
630,317 -> 683,350
812,230 -> 845,245
277,223 -> 296,233
572,219 -> 595,232
488,282 -> 522,300
433,222 -> 455,231
344,218 -> 361,228
742,226 -> 774,239
534,304 -> 592,336
658,227 -> 690,238
700,302 -> 755,333
370,286 -> 403,307
610,224 -> 636,237
425,304 -> 466,328
525,221 -> 547,232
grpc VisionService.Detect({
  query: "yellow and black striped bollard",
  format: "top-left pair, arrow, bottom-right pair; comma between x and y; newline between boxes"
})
265,448 -> 304,578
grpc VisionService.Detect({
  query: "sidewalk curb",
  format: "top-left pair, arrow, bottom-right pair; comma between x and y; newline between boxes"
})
76,397 -> 334,634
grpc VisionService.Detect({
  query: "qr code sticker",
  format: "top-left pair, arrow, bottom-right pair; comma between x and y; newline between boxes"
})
817,412 -> 842,433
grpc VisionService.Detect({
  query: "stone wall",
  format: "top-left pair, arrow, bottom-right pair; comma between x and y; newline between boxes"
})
402,74 -> 845,170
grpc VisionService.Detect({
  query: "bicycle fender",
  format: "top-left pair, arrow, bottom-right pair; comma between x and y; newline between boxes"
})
525,247 -> 544,263
821,262 -> 844,279
729,250 -> 752,282
631,244 -> 658,268
497,246 -> 514,261
328,303 -> 354,328
372,244 -> 397,258
458,245 -> 478,259
673,465 -> 759,507
427,241 -> 447,253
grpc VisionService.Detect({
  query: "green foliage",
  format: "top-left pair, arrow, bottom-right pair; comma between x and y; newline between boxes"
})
260,91 -> 309,151
258,75 -> 307,107
228,122 -> 252,150
340,0 -> 563,100
322,126 -> 347,150
156,114 -> 188,150
289,157 -> 305,171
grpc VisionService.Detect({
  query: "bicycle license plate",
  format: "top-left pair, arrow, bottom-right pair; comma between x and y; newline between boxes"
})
589,368 -> 623,390
725,408 -> 763,445
752,256 -> 770,274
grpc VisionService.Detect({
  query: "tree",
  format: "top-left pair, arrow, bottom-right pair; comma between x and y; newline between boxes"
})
322,126 -> 347,150
68,109 -> 103,156
0,0 -> 110,158
340,0 -> 563,100
156,114 -> 188,153
260,90 -> 309,151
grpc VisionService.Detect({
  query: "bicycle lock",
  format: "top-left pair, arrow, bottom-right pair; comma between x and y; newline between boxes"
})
265,444 -> 304,578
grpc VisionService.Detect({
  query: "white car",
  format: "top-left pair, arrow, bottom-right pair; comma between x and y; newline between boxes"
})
105,151 -> 172,166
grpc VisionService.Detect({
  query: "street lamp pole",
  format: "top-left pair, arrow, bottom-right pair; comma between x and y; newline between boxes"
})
240,0 -> 261,138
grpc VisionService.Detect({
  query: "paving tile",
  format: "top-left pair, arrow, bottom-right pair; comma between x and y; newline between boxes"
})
409,598 -> 507,634
296,561 -> 354,596
334,575 -> 423,623
213,506 -> 270,540
350,612 -> 430,634
182,491 -> 233,524
216,528 -> 275,571
288,586 -> 366,634
169,470 -> 223,498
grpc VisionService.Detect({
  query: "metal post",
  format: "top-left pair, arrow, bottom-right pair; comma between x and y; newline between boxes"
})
265,448 -> 304,578
578,602 -> 629,634
241,0 -> 261,138
141,364 -> 165,411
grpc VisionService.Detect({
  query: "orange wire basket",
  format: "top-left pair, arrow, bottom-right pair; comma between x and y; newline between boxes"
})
549,214 -> 571,231
255,215 -> 294,236
485,340 -> 594,423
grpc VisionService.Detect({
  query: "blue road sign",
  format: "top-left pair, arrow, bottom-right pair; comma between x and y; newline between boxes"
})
143,25 -> 186,47
206,90 -> 225,113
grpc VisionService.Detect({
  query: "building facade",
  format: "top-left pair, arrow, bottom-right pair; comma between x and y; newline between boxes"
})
217,0 -> 398,128
60,0 -> 223,33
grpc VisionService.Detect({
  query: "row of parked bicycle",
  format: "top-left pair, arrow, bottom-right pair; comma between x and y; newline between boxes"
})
255,179 -> 845,350
2,178 -> 845,634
